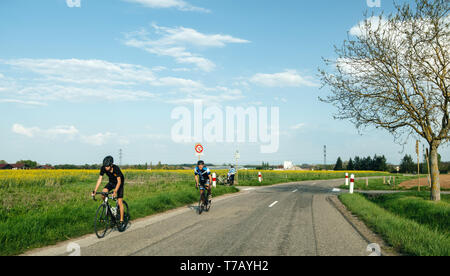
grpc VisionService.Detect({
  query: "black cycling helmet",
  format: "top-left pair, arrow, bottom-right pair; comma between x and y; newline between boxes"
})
103,156 -> 114,167
197,160 -> 205,166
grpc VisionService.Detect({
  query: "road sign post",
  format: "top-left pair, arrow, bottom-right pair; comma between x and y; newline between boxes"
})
195,144 -> 204,161
235,150 -> 240,185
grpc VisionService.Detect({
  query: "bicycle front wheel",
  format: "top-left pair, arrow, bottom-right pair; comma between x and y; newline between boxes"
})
94,204 -> 110,239
198,194 -> 204,215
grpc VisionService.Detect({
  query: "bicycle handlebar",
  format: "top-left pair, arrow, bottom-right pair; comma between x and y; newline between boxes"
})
92,191 -> 115,201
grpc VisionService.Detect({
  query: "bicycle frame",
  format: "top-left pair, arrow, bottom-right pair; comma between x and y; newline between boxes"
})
94,192 -> 120,224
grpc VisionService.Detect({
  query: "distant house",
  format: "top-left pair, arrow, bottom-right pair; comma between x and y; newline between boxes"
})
0,164 -> 13,170
11,164 -> 26,170
284,161 -> 294,170
37,165 -> 54,170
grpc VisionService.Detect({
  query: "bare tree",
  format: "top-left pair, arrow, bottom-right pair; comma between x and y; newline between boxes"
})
319,0 -> 449,201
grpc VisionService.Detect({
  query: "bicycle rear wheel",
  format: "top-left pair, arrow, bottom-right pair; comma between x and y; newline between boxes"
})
205,191 -> 211,212
94,204 -> 110,239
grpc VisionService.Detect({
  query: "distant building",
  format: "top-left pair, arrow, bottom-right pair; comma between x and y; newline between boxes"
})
37,165 -> 54,170
0,164 -> 13,170
11,164 -> 26,170
284,161 -> 294,170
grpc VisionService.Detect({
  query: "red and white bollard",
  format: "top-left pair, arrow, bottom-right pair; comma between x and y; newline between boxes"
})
212,173 -> 217,188
258,172 -> 262,183
350,174 -> 355,194
345,173 -> 349,186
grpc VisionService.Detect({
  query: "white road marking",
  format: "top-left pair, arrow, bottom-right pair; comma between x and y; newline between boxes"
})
311,182 -> 317,185
243,188 -> 255,191
269,201 -> 278,208
292,189 -> 298,193
332,188 -> 341,192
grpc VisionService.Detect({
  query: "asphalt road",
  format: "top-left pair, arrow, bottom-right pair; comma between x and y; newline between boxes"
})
25,179 -> 370,256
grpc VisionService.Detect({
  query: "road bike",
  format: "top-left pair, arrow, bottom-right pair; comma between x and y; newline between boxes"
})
92,191 -> 130,239
197,185 -> 211,215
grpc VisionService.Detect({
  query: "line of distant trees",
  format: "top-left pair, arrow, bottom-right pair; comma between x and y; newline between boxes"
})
333,154 -> 449,174
400,154 -> 449,174
334,155 -> 388,171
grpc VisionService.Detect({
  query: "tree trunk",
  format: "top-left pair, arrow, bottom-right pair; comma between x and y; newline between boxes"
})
429,143 -> 441,201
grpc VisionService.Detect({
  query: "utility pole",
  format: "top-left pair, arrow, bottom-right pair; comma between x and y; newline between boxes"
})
324,145 -> 327,170
119,149 -> 123,166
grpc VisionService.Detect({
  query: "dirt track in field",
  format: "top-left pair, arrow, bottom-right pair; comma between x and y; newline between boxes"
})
399,174 -> 450,189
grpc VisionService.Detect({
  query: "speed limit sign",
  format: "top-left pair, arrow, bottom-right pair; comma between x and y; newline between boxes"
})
195,144 -> 204,154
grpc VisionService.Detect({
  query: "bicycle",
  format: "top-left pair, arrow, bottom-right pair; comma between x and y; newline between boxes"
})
92,191 -> 130,239
197,184 -> 211,215
227,174 -> 235,186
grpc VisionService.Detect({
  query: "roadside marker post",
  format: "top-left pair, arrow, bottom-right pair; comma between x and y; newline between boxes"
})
345,173 -> 349,186
350,174 -> 355,194
212,173 -> 217,188
258,172 -> 262,183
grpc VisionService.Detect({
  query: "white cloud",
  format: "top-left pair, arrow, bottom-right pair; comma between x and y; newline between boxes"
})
12,124 -> 39,137
66,0 -> 81,8
12,124 -> 78,139
0,99 -> 47,106
290,123 -> 305,130
124,24 -> 250,72
0,58 -> 208,103
1,58 -> 244,106
12,124 -> 116,146
3,58 -> 158,85
123,0 -> 209,12
250,70 -> 318,88
81,132 -> 115,146
168,86 -> 244,105
274,97 -> 287,103
12,123 -> 168,146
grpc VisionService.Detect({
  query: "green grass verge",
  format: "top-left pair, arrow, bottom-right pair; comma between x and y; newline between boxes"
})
366,192 -> 450,236
0,175 -> 238,256
338,175 -> 420,191
339,193 -> 450,256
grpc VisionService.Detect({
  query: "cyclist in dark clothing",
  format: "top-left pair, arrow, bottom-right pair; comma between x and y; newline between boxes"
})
92,156 -> 126,231
194,160 -> 213,203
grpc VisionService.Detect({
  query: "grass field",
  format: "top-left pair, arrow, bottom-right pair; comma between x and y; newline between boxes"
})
0,169 -> 389,256
339,192 -> 450,256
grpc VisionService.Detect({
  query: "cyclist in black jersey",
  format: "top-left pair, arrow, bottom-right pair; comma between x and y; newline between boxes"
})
92,156 -> 126,231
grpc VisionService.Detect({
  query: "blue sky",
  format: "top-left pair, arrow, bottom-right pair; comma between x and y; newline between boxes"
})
0,0 -> 447,165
